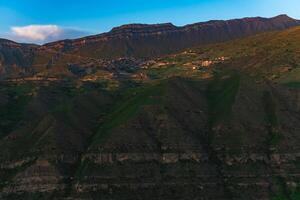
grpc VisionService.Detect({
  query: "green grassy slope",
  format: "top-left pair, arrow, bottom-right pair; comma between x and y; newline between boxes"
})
192,26 -> 300,83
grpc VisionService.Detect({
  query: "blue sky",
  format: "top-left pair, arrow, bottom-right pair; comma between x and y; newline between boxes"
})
0,0 -> 299,43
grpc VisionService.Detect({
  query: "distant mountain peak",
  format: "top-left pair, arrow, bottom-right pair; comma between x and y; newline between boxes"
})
271,14 -> 297,21
274,14 -> 291,18
110,23 -> 177,32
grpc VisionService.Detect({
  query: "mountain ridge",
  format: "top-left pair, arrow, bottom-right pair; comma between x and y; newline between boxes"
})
44,14 -> 300,45
1,14 -> 299,48
38,14 -> 300,59
1,14 -> 300,79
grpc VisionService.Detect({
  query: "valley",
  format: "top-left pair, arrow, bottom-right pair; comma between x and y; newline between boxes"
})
1,15 -> 300,200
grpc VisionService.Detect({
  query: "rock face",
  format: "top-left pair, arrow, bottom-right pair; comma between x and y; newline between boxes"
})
42,14 -> 300,58
0,39 -> 37,77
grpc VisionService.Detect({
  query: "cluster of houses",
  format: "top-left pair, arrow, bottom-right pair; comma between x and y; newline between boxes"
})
201,56 -> 230,67
183,56 -> 230,70
140,55 -> 230,72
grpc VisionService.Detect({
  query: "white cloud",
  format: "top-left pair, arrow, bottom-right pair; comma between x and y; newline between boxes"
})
11,25 -> 61,41
9,25 -> 90,44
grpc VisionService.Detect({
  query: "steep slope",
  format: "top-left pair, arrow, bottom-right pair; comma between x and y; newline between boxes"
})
1,74 -> 300,200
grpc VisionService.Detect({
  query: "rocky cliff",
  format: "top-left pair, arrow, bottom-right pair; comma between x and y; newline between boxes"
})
42,14 -> 300,58
0,39 -> 37,78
